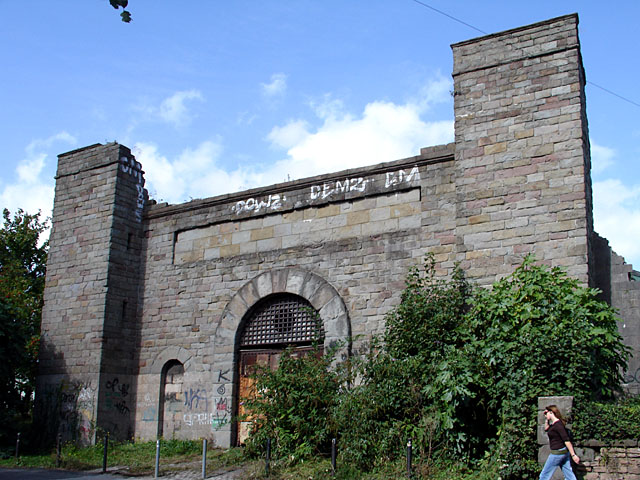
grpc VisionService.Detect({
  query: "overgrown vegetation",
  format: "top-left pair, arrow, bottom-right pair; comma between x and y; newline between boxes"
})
465,256 -> 629,478
0,209 -> 48,447
243,343 -> 342,465
572,395 -> 640,442
243,255 -> 630,479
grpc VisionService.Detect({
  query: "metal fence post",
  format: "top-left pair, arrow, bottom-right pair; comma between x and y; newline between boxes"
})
56,433 -> 62,468
154,439 -> 161,479
406,439 -> 412,478
15,432 -> 20,459
331,438 -> 337,476
202,438 -> 207,479
102,432 -> 109,473
265,438 -> 271,477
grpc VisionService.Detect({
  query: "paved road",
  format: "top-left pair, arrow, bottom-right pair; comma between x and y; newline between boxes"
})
0,467 -> 247,479
0,469 -> 121,479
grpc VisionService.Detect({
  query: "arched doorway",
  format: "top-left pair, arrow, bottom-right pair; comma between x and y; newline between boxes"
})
157,360 -> 185,438
215,267 -> 350,447
235,293 -> 323,444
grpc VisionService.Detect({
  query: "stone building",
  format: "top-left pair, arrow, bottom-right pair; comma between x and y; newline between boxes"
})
36,14 -> 640,447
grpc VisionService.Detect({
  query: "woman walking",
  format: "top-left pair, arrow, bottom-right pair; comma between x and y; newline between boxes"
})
539,405 -> 580,480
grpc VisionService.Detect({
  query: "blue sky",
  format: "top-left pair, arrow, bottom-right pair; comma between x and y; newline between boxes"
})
1,1 -> 639,267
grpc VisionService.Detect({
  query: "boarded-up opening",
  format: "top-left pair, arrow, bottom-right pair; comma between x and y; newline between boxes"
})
235,293 -> 323,444
157,360 -> 185,439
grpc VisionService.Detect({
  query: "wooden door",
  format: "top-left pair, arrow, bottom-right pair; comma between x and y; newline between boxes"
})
236,347 -> 314,444
237,350 -> 280,444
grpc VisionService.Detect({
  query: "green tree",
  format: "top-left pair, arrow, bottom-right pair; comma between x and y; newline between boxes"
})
242,255 -> 629,478
334,256 -> 476,471
0,208 -> 48,442
336,255 -> 628,477
108,0 -> 132,23
467,256 -> 629,478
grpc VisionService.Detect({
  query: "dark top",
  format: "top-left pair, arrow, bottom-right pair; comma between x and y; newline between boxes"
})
547,420 -> 570,450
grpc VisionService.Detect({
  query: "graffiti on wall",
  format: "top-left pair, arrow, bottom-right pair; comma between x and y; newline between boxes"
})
120,156 -> 145,222
184,387 -> 208,410
180,374 -> 230,430
41,380 -> 97,443
385,166 -> 420,188
310,177 -> 369,200
310,165 -> 420,202
229,165 -> 421,217
180,380 -> 229,430
232,194 -> 285,215
140,393 -> 157,422
104,377 -> 131,416
623,367 -> 640,385
211,379 -> 230,430
147,378 -> 231,433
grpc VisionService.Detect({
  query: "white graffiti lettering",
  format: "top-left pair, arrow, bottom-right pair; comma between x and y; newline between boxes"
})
385,166 -> 420,188
310,176 -> 369,200
120,156 -> 145,222
183,411 -> 229,428
232,194 -> 284,215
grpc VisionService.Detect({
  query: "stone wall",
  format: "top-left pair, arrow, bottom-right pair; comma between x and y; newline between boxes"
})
134,145 -> 455,445
579,445 -> 640,480
36,143 -> 147,443
611,251 -> 640,395
36,13 -> 639,447
451,14 -> 592,286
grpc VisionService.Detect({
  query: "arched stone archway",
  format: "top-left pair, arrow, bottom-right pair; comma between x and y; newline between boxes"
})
210,267 -> 350,446
215,268 -> 350,355
157,360 -> 185,438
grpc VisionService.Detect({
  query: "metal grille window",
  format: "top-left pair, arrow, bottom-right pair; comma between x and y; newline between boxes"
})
240,294 -> 323,347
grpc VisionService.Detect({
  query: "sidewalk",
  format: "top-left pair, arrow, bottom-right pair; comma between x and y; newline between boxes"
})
0,467 -> 247,480
106,465 -> 248,480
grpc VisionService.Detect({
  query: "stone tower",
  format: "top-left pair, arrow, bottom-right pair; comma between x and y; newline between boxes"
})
36,143 -> 147,443
452,14 -> 594,286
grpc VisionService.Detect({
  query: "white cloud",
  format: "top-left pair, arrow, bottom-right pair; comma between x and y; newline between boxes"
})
158,89 -> 204,127
593,178 -> 640,267
134,139 -> 263,204
261,77 -> 454,183
261,73 -> 287,98
139,76 -> 454,210
0,132 -> 77,220
590,141 -> 615,174
310,95 -> 346,120
131,90 -> 204,133
267,120 -> 310,150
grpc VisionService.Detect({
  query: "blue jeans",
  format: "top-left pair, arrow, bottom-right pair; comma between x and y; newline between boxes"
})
539,452 -> 576,480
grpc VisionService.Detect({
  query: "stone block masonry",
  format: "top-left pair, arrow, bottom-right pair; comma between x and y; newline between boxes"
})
452,14 -> 593,286
36,143 -> 148,443
611,251 -> 640,395
36,14 -> 639,447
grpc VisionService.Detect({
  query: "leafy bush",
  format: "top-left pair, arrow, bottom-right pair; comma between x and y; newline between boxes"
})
243,344 -> 343,464
467,257 -> 629,478
0,209 -> 48,447
243,255 -> 630,479
334,256 -> 475,471
572,395 -> 640,442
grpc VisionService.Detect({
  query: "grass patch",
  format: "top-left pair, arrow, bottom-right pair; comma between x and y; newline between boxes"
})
1,440 -> 503,479
0,439 -> 249,476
